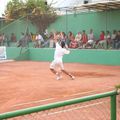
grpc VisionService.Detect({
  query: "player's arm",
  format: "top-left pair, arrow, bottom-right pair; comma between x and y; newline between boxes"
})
64,48 -> 70,54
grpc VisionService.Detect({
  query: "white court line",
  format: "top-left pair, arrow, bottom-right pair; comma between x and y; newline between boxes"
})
43,100 -> 108,116
12,98 -> 54,107
12,87 -> 113,108
63,87 -> 114,97
0,59 -> 14,63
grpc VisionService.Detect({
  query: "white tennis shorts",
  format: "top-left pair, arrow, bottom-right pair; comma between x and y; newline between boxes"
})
50,59 -> 64,70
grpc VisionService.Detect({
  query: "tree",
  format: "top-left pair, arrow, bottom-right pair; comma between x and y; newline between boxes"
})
5,0 -> 57,33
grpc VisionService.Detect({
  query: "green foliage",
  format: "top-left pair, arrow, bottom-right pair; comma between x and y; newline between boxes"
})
5,0 -> 57,33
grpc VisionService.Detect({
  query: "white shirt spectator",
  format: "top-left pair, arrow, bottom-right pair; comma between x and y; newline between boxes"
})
36,34 -> 44,42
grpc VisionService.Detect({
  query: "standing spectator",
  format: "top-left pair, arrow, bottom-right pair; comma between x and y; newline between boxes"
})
10,33 -> 17,42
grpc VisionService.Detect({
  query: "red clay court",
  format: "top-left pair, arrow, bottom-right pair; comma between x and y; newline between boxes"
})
0,61 -> 120,114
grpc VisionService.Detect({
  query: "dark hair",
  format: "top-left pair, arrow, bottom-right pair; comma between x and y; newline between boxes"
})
61,41 -> 65,48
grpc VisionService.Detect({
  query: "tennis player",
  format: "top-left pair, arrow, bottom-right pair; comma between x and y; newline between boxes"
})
50,32 -> 75,80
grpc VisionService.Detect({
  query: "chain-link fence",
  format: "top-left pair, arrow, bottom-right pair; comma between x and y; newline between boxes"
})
0,90 -> 120,120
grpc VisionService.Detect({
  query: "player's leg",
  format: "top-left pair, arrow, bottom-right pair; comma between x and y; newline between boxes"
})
50,60 -> 57,74
61,69 -> 75,80
60,62 -> 75,80
50,60 -> 61,80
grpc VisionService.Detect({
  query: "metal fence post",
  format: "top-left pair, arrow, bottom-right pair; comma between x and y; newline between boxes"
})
111,94 -> 116,120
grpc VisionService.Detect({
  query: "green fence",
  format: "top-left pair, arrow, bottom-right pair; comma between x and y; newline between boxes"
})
0,90 -> 119,120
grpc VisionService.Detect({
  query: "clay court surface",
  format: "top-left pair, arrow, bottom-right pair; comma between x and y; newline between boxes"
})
0,61 -> 120,116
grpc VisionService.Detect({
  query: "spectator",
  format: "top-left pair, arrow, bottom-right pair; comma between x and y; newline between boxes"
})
35,33 -> 44,48
96,31 -> 106,49
106,31 -> 111,49
49,32 -> 55,48
75,32 -> 82,48
116,31 -> 120,49
81,30 -> 88,48
10,33 -> 17,42
111,30 -> 117,49
67,32 -> 78,48
69,39 -> 78,48
1,33 -> 5,46
60,32 -> 67,41
60,32 -> 68,48
67,31 -> 75,47
85,29 -> 95,48
0,33 -> 2,46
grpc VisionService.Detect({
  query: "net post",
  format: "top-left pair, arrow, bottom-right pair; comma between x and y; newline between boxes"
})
111,94 -> 116,120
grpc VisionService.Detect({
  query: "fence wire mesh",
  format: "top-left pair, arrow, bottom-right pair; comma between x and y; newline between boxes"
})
3,94 -> 120,120
4,98 -> 110,120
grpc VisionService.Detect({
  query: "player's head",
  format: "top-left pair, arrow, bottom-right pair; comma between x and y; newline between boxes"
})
60,41 -> 65,48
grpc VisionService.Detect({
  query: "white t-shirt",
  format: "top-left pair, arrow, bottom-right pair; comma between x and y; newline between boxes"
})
36,34 -> 44,42
54,42 -> 70,61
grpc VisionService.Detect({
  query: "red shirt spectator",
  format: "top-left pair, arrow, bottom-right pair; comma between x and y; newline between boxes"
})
82,30 -> 88,44
100,31 -> 105,41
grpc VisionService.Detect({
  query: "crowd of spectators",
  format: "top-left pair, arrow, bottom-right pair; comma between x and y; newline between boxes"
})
0,29 -> 120,49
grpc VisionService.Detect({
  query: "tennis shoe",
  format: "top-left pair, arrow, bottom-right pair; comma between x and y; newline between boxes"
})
56,76 -> 62,80
71,76 -> 75,80
56,72 -> 62,80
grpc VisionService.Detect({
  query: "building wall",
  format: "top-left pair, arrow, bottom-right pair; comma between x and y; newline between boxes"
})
48,9 -> 120,38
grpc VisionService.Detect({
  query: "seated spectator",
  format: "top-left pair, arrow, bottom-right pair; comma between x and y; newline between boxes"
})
81,30 -> 88,48
116,31 -> 120,49
49,32 -> 55,48
60,32 -> 68,48
35,33 -> 44,48
106,31 -> 111,49
31,32 -> 36,41
10,33 -> 17,42
67,31 -> 75,47
84,29 -> 95,48
69,39 -> 78,49
0,33 -> 3,46
111,30 -> 117,49
68,32 -> 78,48
75,32 -> 82,48
96,31 -> 106,49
